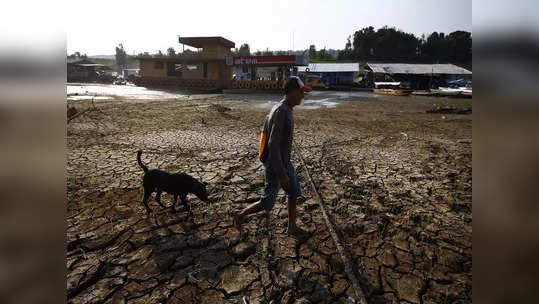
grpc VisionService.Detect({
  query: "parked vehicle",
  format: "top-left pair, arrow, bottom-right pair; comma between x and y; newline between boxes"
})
305,75 -> 328,89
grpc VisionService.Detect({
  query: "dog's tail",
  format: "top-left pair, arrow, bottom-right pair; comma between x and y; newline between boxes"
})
137,150 -> 149,173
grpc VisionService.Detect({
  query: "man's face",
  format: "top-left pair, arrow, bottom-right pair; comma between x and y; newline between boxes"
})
288,88 -> 305,106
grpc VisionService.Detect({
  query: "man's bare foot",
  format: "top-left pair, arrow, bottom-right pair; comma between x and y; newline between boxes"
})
286,226 -> 308,237
233,213 -> 243,231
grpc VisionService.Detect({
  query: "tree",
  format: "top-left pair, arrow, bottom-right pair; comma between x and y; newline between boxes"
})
68,52 -> 82,59
262,48 -> 273,56
374,26 -> 418,60
446,31 -> 472,63
318,48 -> 326,59
182,49 -> 196,55
317,48 -> 332,60
115,43 -> 128,68
337,35 -> 353,60
68,52 -> 81,59
349,26 -> 420,60
421,32 -> 447,62
352,26 -> 376,59
345,36 -> 352,52
254,50 -> 262,56
238,43 -> 250,56
167,47 -> 176,56
309,45 -> 317,59
337,26 -> 470,64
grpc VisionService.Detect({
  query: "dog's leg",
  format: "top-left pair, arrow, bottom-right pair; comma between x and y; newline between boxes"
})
172,194 -> 178,212
180,194 -> 190,212
156,190 -> 166,209
142,188 -> 152,214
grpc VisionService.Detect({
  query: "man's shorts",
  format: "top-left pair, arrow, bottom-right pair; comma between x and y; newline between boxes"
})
259,165 -> 301,211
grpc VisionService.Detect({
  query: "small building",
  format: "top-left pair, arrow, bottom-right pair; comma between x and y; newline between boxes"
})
227,55 -> 308,90
297,63 -> 360,86
365,63 -> 472,89
135,36 -> 235,89
67,58 -> 115,82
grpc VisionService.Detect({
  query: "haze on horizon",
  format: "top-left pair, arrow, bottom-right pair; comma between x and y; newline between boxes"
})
67,0 -> 471,56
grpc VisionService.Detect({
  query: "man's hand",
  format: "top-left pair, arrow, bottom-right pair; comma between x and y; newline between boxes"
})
280,176 -> 290,190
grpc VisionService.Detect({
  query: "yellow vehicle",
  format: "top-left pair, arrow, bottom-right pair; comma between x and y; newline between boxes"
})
304,75 -> 328,89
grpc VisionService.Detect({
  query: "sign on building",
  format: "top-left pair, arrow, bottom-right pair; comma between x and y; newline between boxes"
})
227,55 -> 299,66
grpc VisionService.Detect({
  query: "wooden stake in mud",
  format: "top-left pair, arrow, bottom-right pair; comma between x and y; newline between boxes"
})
294,142 -> 368,304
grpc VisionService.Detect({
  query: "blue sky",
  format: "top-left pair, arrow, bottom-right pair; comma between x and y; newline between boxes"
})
66,0 -> 472,55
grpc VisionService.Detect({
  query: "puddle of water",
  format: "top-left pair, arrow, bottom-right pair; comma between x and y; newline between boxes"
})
66,84 -> 190,100
67,84 -> 428,109
67,96 -> 112,101
300,98 -> 339,109
252,91 -> 363,109
254,99 -> 339,110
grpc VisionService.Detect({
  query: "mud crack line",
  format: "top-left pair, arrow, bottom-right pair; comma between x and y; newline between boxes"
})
294,142 -> 369,304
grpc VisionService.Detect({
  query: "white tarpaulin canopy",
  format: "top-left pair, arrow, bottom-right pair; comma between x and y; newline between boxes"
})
298,63 -> 360,73
367,63 -> 471,75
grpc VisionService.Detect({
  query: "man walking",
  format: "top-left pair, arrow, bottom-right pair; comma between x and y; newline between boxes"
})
234,76 -> 311,236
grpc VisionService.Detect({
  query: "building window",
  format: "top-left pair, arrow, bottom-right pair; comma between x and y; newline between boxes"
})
154,61 -> 164,69
167,62 -> 182,76
203,63 -> 208,78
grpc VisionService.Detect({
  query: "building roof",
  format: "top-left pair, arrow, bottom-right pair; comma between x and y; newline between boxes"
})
297,63 -> 360,73
77,63 -> 113,70
77,63 -> 105,67
366,63 -> 472,75
178,36 -> 235,48
136,56 -> 223,62
66,58 -> 95,64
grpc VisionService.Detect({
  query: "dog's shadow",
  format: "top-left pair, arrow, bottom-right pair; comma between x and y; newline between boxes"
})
126,195 -> 246,302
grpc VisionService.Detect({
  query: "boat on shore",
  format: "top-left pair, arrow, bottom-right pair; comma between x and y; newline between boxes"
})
431,87 -> 462,96
459,87 -> 472,97
373,82 -> 412,96
411,90 -> 437,96
374,88 -> 412,96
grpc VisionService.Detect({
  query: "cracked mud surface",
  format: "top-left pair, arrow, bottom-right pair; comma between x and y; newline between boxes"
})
67,90 -> 471,303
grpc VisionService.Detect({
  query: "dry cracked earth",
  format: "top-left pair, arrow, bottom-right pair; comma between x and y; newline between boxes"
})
67,91 -> 472,304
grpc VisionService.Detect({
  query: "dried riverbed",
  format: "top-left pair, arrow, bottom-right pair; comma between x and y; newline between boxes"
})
67,87 -> 472,303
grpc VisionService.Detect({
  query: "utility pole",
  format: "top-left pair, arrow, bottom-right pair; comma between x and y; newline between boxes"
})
292,30 -> 294,52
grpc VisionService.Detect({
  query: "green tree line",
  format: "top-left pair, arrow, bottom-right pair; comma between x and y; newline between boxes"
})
335,26 -> 471,63
229,26 -> 471,64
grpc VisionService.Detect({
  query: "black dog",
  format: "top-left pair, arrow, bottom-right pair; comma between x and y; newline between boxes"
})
137,150 -> 209,213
